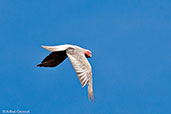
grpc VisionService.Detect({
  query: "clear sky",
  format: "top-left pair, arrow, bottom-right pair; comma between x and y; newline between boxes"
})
0,0 -> 171,114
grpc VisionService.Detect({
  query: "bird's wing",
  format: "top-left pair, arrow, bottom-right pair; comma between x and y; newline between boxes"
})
66,48 -> 94,100
37,51 -> 67,67
41,44 -> 72,52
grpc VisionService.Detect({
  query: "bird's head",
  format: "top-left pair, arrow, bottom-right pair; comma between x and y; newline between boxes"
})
84,49 -> 92,58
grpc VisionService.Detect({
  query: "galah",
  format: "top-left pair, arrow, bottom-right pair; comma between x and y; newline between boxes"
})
37,44 -> 94,101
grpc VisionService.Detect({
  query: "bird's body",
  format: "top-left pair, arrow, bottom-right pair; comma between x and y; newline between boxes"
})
37,44 -> 94,101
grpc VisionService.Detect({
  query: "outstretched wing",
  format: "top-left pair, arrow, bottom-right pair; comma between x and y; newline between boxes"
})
41,44 -> 73,52
37,51 -> 67,67
66,48 -> 94,100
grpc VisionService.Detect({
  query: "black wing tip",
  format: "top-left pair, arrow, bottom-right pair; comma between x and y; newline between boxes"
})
37,64 -> 43,67
37,63 -> 49,67
37,63 -> 57,67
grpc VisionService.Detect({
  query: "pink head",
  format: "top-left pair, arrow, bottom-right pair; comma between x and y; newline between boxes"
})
84,49 -> 92,58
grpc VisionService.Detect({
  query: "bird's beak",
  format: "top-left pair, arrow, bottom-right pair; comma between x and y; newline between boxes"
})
85,49 -> 92,58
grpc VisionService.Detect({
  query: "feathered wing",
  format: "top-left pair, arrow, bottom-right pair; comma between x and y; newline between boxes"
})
66,48 -> 94,101
37,44 -> 72,67
41,44 -> 73,52
37,51 -> 67,67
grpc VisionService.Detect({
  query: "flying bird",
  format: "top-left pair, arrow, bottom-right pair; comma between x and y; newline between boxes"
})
37,44 -> 94,101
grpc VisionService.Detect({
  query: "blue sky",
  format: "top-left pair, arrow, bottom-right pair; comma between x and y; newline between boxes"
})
0,0 -> 171,114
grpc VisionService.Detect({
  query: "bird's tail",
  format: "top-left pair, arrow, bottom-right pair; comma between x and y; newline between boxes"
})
88,82 -> 94,101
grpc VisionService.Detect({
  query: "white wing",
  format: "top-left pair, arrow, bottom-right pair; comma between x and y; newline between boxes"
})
66,47 -> 94,100
41,44 -> 73,52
